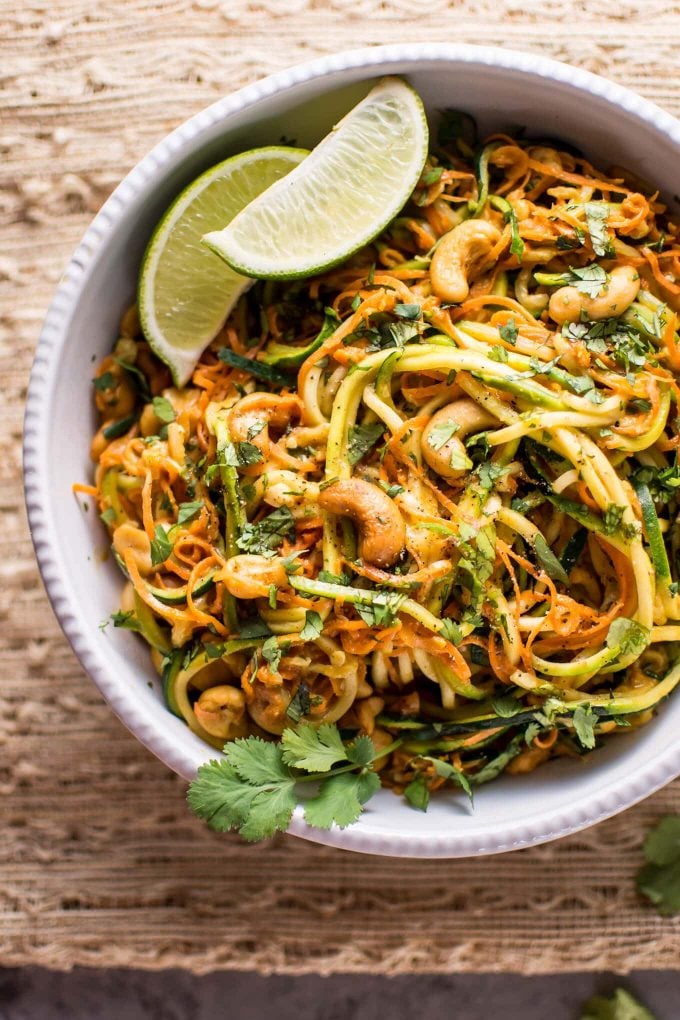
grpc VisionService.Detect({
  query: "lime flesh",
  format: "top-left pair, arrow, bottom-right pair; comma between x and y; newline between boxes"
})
202,77 -> 429,280
138,146 -> 308,385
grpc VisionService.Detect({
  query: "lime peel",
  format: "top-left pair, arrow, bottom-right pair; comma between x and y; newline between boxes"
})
202,77 -> 429,281
138,146 -> 308,386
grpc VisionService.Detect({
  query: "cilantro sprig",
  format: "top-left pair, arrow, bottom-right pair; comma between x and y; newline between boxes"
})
636,815 -> 680,916
580,988 -> 656,1020
187,723 -> 395,840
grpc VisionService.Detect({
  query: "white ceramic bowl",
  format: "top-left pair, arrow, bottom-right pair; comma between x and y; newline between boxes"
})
24,43 -> 680,858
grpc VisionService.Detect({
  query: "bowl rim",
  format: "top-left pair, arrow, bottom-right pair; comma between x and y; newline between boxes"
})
23,41 -> 680,858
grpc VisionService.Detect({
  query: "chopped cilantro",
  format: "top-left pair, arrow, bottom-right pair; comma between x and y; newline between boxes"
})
261,637 -> 282,673
93,371 -> 116,392
152,396 -> 176,424
573,704 -> 597,749
177,500 -> 203,525
150,525 -> 173,566
498,318 -> 518,345
427,420 -> 460,450
404,774 -> 430,812
347,422 -> 385,465
237,506 -> 296,557
299,610 -> 324,642
393,302 -> 422,319
583,202 -> 615,257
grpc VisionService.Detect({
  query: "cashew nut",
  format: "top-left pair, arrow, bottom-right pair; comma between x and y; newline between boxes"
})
430,219 -> 502,304
193,685 -> 248,740
112,522 -> 153,576
549,265 -> 640,325
317,479 -> 406,568
220,554 -> 288,600
421,398 -> 498,481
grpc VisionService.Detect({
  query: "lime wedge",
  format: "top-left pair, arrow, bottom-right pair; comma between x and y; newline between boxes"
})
202,77 -> 429,280
139,146 -> 308,385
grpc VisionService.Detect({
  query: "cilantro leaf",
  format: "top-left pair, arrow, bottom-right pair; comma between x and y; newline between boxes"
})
573,704 -> 597,749
150,525 -> 173,566
568,264 -> 610,297
499,318 -> 518,344
187,760 -> 264,832
347,422 -> 385,465
346,734 -> 376,768
533,533 -> 569,584
102,415 -> 136,440
354,591 -> 406,628
237,506 -> 295,556
440,618 -> 464,645
393,302 -> 422,319
238,783 -> 298,841
152,395 -> 176,424
280,722 -> 349,772
299,610 -> 324,642
286,682 -> 319,723
423,756 -> 473,801
93,370 -> 116,392
491,695 -> 523,718
580,987 -> 657,1020
471,734 -> 525,785
234,441 -> 264,466
303,769 -> 381,829
110,610 -> 141,633
247,420 -> 266,440
318,569 -> 350,586
488,345 -> 508,362
449,448 -> 473,471
636,815 -> 680,916
237,618 -> 272,640
404,774 -> 430,812
187,739 -> 297,841
261,637 -> 282,673
177,500 -> 203,525
583,202 -> 615,258
187,722 -> 391,842
476,462 -> 508,492
428,420 -> 460,450
538,264 -> 610,298
226,735 -> 292,787
606,617 -> 649,658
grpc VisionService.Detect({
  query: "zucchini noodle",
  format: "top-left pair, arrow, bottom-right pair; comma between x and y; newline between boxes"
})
88,113 -> 680,798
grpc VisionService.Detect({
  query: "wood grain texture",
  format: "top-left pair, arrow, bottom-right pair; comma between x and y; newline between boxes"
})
3,0 -> 680,974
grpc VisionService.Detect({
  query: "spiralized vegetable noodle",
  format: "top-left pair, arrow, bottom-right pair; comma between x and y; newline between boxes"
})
88,113 -> 680,798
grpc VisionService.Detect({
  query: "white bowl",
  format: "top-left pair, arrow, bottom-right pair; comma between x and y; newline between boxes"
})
24,43 -> 680,858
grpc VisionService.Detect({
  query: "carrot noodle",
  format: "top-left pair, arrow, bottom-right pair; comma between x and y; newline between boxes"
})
87,116 -> 680,796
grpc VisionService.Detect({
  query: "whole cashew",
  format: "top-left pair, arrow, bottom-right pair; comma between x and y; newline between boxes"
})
421,398 -> 498,481
430,219 -> 503,304
220,554 -> 289,600
318,479 -> 406,568
194,685 -> 248,740
549,265 -> 640,325
112,522 -> 153,575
